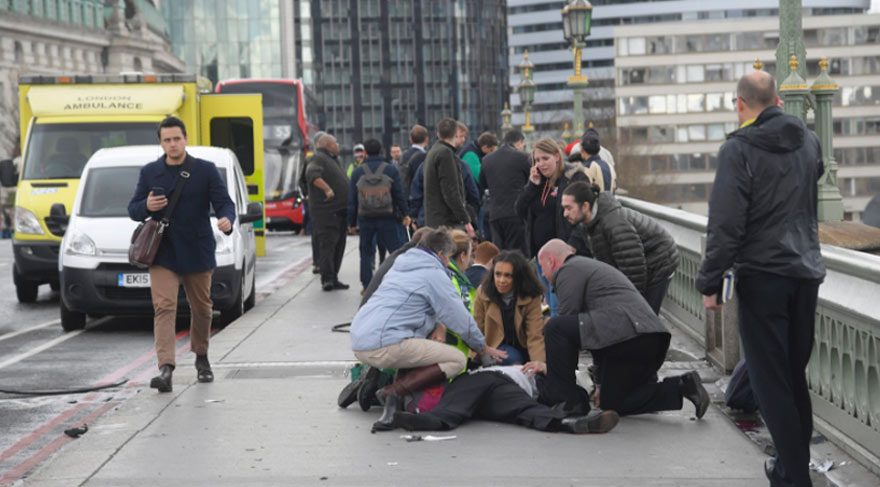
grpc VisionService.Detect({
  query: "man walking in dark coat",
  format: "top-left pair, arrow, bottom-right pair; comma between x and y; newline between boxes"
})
128,116 -> 236,392
306,132 -> 350,291
537,240 -> 709,419
399,124 -> 429,203
563,182 -> 679,314
479,130 -> 530,253
697,71 -> 826,487
348,139 -> 410,292
422,118 -> 474,237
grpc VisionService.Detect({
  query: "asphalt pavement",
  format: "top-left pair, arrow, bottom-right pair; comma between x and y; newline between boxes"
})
17,235 -> 776,487
0,233 -> 311,484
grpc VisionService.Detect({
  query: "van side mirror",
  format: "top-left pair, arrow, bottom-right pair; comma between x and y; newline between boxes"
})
239,202 -> 263,224
0,159 -> 18,188
49,203 -> 69,234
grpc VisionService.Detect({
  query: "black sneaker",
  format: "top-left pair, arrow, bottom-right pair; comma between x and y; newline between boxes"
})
322,282 -> 334,291
356,366 -> 381,411
680,371 -> 710,419
333,281 -> 350,290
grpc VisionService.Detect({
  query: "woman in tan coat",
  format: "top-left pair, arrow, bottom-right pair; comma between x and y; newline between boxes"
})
473,251 -> 546,367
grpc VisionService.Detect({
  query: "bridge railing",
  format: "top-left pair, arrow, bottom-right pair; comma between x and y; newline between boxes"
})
620,196 -> 880,474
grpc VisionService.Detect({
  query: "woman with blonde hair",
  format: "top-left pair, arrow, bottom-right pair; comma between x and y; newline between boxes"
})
515,138 -> 589,316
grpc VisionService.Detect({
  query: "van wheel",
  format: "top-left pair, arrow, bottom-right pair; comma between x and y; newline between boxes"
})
217,272 -> 245,328
243,270 -> 256,311
60,299 -> 86,331
13,268 -> 39,303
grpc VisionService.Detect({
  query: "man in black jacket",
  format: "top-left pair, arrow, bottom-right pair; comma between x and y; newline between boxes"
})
423,118 -> 474,237
305,133 -> 350,291
696,71 -> 825,487
537,240 -> 709,419
399,124 -> 429,202
479,130 -> 530,253
563,182 -> 678,314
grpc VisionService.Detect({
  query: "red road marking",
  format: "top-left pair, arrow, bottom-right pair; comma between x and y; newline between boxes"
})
0,400 -> 118,484
0,330 -> 189,470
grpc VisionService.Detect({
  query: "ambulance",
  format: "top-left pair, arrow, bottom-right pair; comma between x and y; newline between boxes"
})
0,73 -> 266,303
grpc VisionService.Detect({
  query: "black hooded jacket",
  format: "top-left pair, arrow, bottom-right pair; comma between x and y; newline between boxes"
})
695,106 -> 826,296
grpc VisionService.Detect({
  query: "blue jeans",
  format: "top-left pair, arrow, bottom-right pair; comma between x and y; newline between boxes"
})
498,344 -> 527,365
358,218 -> 404,289
533,258 -> 558,318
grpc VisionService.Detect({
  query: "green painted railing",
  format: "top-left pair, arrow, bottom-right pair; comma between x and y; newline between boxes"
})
620,196 -> 880,474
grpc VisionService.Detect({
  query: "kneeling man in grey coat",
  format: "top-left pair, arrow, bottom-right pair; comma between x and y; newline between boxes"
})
537,239 -> 709,418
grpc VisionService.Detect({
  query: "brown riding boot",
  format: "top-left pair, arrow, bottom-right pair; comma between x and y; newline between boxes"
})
372,364 -> 446,432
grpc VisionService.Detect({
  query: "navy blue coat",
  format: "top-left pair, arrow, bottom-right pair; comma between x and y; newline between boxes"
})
128,153 -> 236,274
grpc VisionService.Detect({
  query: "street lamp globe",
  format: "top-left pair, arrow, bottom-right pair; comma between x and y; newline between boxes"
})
562,0 -> 593,45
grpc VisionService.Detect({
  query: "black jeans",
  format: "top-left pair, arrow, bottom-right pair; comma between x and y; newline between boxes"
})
313,210 -> 347,285
422,371 -> 566,431
490,216 -> 526,254
642,276 -> 672,315
737,273 -> 819,487
543,315 -> 682,416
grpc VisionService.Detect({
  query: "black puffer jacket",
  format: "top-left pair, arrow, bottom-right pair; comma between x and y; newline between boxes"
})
569,192 -> 679,292
696,106 -> 826,295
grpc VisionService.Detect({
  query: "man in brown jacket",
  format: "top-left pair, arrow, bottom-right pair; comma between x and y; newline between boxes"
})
422,118 -> 474,237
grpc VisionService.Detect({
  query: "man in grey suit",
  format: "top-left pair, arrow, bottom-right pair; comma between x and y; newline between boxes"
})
536,239 -> 709,418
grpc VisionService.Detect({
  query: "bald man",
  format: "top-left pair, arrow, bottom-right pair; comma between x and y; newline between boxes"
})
696,71 -> 825,486
306,133 -> 351,290
537,239 -> 709,420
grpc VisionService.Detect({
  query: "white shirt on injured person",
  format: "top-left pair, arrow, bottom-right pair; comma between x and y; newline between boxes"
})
470,366 -> 538,399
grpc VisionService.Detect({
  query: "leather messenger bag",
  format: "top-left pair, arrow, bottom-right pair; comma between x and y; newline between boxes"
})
129,162 -> 191,268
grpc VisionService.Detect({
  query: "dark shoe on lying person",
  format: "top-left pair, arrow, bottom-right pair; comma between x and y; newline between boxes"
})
560,410 -> 619,434
149,364 -> 174,393
338,366 -> 373,409
195,355 -> 214,383
357,366 -> 381,411
392,411 -> 445,431
680,371 -> 710,419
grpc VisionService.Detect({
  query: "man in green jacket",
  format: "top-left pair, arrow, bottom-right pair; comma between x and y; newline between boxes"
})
422,118 -> 474,238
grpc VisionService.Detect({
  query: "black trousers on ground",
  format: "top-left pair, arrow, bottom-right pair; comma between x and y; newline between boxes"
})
737,273 -> 819,487
490,216 -> 526,254
421,372 -> 565,431
313,210 -> 347,285
543,316 -> 682,416
642,276 -> 672,315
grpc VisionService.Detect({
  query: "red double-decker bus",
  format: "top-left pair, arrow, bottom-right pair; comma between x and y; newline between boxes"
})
215,79 -> 320,231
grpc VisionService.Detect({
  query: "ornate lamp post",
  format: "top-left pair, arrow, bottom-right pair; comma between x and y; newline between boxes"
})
517,50 -> 536,135
501,102 -> 512,132
812,57 -> 844,221
561,122 -> 572,143
561,0 -> 593,137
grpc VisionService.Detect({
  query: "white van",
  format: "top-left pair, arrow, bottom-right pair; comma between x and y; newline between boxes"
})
58,146 -> 261,331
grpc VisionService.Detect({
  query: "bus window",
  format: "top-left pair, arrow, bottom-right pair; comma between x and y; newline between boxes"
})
210,117 -> 255,176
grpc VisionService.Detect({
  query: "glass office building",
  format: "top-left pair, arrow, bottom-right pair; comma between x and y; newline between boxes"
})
161,0 -> 293,83
300,0 -> 509,152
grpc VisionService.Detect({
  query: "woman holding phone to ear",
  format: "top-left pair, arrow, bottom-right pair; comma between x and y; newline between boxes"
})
515,138 -> 588,317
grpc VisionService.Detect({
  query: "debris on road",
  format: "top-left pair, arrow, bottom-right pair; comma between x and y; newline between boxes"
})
810,459 -> 834,473
64,425 -> 88,438
400,434 -> 457,442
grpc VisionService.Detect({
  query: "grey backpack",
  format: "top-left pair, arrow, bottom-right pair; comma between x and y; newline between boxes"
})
356,162 -> 394,218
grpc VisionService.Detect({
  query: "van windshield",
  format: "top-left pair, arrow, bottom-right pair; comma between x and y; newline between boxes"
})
80,166 -> 229,218
24,122 -> 156,180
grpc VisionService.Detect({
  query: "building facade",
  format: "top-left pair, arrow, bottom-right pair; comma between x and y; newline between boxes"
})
160,0 -> 295,83
0,0 -> 184,159
614,13 -> 880,219
299,0 -> 508,152
507,0 -> 870,141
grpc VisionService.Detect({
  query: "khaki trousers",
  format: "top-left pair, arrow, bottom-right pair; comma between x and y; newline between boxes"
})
150,266 -> 213,367
354,338 -> 467,378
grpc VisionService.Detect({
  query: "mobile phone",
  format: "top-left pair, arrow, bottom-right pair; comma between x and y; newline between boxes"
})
716,271 -> 736,305
151,186 -> 166,197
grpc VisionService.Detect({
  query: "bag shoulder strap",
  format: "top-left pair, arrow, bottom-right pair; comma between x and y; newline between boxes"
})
360,162 -> 374,177
376,162 -> 388,176
160,159 -> 193,224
